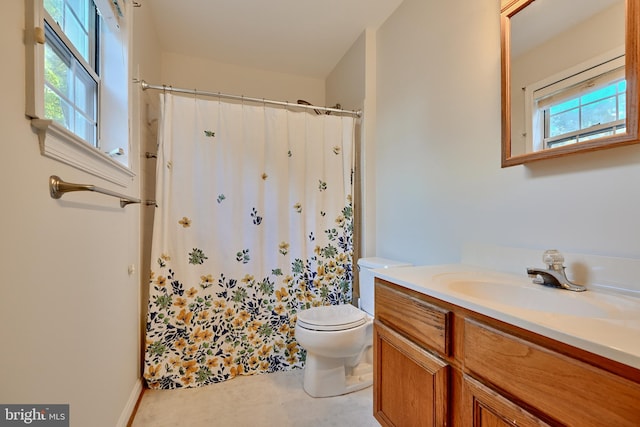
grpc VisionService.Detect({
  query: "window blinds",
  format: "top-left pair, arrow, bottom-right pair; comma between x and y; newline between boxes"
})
93,0 -> 125,30
534,57 -> 625,110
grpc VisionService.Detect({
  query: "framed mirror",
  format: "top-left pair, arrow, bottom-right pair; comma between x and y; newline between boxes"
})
501,0 -> 640,167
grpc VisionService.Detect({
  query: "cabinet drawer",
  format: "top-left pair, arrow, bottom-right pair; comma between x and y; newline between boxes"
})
464,319 -> 640,427
375,280 -> 451,356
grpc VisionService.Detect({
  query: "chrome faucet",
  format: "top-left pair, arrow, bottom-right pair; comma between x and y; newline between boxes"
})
527,250 -> 586,292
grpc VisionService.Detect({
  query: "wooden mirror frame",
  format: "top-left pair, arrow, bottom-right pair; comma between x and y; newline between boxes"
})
501,0 -> 640,167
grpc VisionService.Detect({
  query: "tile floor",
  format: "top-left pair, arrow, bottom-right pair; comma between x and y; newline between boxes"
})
131,369 -> 379,427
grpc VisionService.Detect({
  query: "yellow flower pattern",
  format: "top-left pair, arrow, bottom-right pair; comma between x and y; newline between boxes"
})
143,135 -> 354,389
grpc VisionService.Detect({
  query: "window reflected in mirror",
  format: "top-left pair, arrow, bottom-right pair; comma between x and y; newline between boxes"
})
509,0 -> 625,157
501,0 -> 640,167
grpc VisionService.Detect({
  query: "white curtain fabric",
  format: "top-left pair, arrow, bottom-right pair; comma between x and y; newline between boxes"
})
144,93 -> 355,389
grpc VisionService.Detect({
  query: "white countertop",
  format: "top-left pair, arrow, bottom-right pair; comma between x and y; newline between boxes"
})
373,264 -> 640,370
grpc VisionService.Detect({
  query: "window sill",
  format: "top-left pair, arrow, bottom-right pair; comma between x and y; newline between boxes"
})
31,119 -> 135,186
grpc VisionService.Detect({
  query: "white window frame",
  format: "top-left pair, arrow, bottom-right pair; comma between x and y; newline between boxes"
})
25,0 -> 134,187
523,47 -> 625,153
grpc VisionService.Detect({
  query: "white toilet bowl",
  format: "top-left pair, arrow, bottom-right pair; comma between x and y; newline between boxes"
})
295,304 -> 373,398
294,257 -> 411,398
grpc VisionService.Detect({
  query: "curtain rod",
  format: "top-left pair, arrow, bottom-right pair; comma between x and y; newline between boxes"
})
138,80 -> 362,118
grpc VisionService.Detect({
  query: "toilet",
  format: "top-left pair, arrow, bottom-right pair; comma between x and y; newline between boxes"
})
295,257 -> 411,397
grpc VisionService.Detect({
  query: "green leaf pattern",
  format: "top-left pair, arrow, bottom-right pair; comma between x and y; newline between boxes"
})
144,103 -> 354,390
144,197 -> 353,389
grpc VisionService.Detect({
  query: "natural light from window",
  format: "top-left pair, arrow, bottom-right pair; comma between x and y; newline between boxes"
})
525,53 -> 626,153
43,0 -> 99,147
544,78 -> 626,148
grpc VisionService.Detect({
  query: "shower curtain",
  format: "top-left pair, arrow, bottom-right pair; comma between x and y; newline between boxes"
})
144,93 -> 355,389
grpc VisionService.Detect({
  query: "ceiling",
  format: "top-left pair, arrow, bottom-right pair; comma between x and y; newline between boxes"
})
145,0 -> 404,79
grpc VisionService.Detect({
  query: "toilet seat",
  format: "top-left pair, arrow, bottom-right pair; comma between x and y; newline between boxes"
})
297,304 -> 367,331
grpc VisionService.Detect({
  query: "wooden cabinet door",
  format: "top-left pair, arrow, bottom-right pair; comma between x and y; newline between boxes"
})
464,319 -> 640,426
374,320 -> 449,427
462,375 -> 551,427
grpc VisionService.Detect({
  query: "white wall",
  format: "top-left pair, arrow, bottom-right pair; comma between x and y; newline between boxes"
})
374,0 -> 640,267
326,29 -> 378,258
160,51 -> 326,106
326,32 -> 366,111
0,2 -> 142,426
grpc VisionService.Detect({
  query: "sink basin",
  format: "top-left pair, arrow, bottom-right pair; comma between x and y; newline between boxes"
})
434,272 -> 638,319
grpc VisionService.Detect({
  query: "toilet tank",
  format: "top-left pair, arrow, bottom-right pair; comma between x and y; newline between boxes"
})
358,257 -> 411,316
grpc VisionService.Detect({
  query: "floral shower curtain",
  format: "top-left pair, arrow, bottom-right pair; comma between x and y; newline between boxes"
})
144,93 -> 355,389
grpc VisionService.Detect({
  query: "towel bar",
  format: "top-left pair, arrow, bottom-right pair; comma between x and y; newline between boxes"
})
49,175 -> 155,208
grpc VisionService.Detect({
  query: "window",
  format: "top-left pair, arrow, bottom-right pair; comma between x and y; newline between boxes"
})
524,50 -> 626,152
44,0 -> 99,146
541,68 -> 625,149
26,0 -> 133,186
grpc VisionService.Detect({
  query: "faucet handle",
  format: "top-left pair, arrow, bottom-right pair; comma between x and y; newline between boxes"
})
542,249 -> 564,270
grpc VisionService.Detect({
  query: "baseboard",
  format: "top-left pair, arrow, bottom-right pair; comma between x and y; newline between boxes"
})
117,378 -> 144,427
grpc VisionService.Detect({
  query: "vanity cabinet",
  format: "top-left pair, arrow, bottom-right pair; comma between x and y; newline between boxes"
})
373,281 -> 451,426
374,279 -> 640,427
